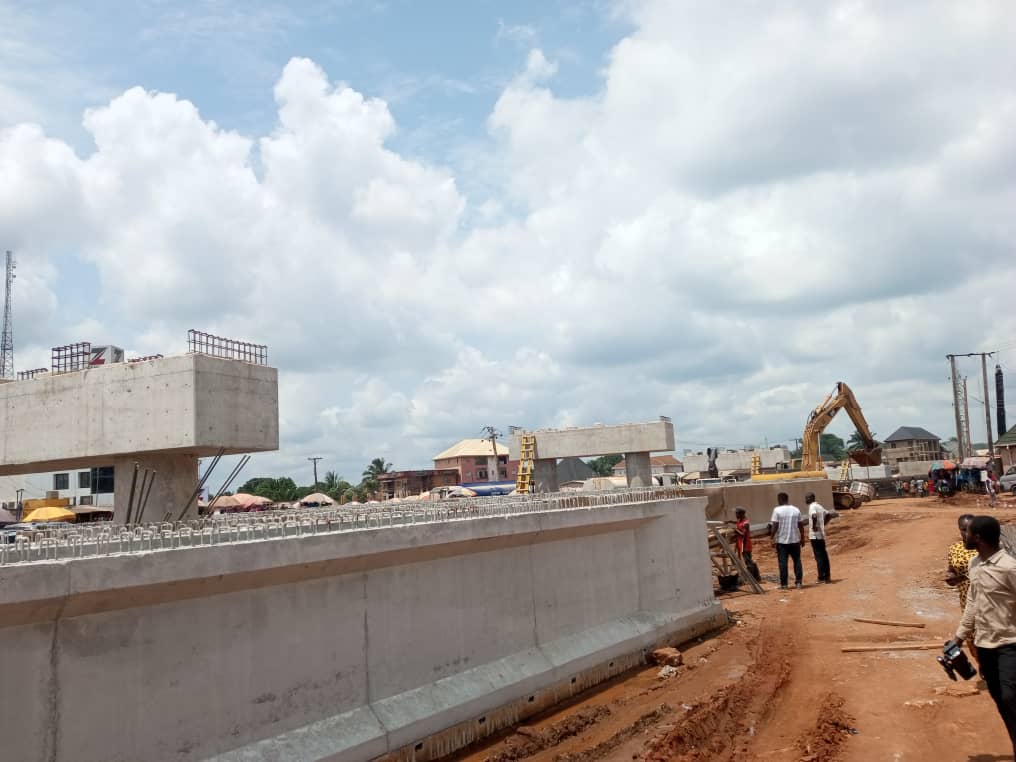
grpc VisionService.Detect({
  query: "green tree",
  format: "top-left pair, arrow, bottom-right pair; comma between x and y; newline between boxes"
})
820,433 -> 847,462
235,476 -> 300,502
586,454 -> 623,476
322,470 -> 352,500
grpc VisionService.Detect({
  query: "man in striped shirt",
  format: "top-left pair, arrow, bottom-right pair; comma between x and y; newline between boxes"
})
768,492 -> 807,590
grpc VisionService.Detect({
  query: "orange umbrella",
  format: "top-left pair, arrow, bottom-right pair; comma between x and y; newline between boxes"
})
22,506 -> 76,523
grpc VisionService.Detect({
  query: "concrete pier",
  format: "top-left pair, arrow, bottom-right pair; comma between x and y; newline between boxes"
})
0,492 -> 722,762
0,353 -> 278,520
624,451 -> 653,487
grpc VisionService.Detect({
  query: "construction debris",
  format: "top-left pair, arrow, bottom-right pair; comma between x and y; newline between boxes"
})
853,617 -> 927,629
650,647 -> 684,667
840,642 -> 942,653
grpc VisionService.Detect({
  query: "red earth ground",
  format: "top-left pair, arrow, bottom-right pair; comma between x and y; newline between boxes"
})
450,492 -> 1016,762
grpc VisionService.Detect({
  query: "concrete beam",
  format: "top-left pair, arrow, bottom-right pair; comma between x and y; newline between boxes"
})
0,353 -> 278,476
509,420 -> 675,461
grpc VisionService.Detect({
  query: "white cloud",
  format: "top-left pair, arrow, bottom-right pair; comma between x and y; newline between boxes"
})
1,1 -> 1014,481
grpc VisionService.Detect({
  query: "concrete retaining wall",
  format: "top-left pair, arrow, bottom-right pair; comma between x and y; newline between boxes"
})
684,478 -> 834,526
0,497 -> 723,762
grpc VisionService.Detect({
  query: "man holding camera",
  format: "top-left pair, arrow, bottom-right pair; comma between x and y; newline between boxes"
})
950,515 -> 1016,756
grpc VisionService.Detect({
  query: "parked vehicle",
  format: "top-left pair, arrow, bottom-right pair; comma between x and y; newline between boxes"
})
1001,466 -> 1016,495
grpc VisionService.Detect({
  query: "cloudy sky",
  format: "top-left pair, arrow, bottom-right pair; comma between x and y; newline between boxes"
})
2,0 -> 1015,485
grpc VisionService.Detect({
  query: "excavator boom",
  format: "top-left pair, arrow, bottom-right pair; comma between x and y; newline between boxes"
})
800,382 -> 882,472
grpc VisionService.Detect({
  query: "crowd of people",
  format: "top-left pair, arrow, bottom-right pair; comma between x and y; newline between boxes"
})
895,468 -> 1001,504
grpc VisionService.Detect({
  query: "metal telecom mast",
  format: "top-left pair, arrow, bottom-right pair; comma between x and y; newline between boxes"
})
0,251 -> 14,379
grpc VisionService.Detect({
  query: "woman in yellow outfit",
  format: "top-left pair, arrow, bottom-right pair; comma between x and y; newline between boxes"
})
946,514 -> 978,609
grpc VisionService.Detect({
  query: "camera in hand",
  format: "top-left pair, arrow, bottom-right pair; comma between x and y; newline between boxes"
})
938,641 -> 977,681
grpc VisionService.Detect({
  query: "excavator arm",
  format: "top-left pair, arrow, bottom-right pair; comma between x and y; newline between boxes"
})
800,382 -> 882,472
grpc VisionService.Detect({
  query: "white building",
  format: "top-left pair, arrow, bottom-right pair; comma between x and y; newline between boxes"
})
0,467 -> 115,511
682,446 -> 791,473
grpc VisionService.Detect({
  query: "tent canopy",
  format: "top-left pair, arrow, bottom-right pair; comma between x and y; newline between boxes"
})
232,493 -> 272,508
960,457 -> 990,469
300,492 -> 335,506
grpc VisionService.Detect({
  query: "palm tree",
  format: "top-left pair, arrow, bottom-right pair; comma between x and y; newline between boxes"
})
362,458 -> 392,482
847,431 -> 878,450
322,471 -> 350,499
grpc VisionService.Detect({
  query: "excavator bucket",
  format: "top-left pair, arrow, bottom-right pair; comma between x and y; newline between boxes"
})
849,446 -> 882,467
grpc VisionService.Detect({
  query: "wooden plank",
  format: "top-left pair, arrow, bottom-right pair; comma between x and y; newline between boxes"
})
841,642 -> 942,653
711,529 -> 764,594
853,617 -> 926,629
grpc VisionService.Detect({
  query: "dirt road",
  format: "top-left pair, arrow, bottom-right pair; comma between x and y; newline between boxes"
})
451,494 -> 1016,762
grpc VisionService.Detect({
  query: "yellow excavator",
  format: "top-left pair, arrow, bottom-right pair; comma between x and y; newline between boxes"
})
801,381 -> 882,473
755,381 -> 882,509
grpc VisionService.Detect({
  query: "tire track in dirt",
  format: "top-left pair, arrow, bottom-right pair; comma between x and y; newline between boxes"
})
639,622 -> 794,761
794,693 -> 856,762
486,706 -> 612,761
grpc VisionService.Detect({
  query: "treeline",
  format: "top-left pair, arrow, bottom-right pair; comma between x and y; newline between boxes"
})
236,458 -> 392,504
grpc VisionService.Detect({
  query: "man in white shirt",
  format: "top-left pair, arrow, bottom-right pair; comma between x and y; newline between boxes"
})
806,491 -> 837,583
768,491 -> 807,590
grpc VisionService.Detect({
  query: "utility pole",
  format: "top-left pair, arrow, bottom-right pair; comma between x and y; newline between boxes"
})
959,377 -> 975,459
948,354 -> 967,459
1,251 -> 15,379
307,456 -> 322,487
962,378 -> 973,460
481,425 -> 501,483
948,351 -> 996,461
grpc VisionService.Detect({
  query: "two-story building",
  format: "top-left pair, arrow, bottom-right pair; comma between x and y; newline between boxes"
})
883,426 -> 945,469
376,469 -> 460,500
433,439 -> 518,484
